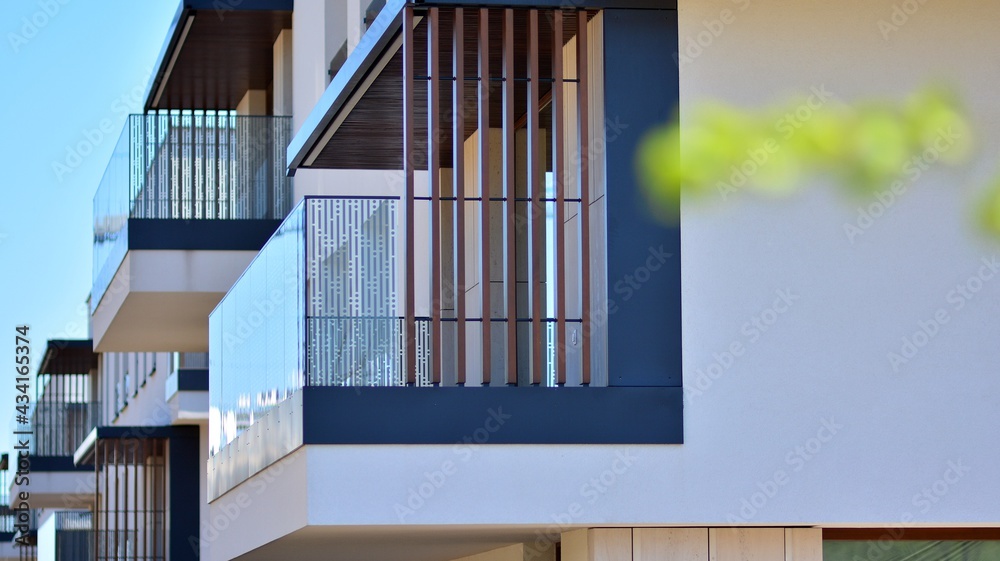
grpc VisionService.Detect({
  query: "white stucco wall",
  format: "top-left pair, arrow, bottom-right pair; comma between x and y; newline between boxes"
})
304,0 -> 999,527
210,2 -> 1000,555
290,0 -> 398,202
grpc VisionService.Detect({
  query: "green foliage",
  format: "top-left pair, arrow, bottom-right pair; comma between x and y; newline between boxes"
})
978,176 -> 1000,234
636,85 -> 993,234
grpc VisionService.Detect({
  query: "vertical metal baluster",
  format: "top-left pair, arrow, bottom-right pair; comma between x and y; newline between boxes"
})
112,441 -> 119,561
94,441 -> 98,561
142,438 -> 148,561
132,439 -> 138,561
102,441 -> 108,561
156,439 -> 167,559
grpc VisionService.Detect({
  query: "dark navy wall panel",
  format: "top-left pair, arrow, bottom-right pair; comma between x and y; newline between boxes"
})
176,369 -> 210,392
603,9 -> 681,387
56,530 -> 92,561
168,427 -> 201,560
28,456 -> 92,472
128,219 -> 282,252
302,387 -> 683,444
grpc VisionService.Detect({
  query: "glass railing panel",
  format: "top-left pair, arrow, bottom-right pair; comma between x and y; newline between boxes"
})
92,113 -> 293,311
30,373 -> 97,457
305,197 -> 405,387
210,196 -> 413,455
209,202 -> 304,456
92,120 -> 132,314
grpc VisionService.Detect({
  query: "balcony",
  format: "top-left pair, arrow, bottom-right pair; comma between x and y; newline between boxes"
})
8,341 -> 95,510
11,504 -> 39,551
36,512 -> 92,561
209,196 -> 680,500
144,1 -> 292,111
164,352 -> 209,423
206,3 -> 682,558
0,503 -> 14,559
68,426 -> 200,561
91,113 -> 292,352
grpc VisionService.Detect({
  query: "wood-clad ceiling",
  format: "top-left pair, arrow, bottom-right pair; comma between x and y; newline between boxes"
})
149,9 -> 292,111
310,8 -> 596,170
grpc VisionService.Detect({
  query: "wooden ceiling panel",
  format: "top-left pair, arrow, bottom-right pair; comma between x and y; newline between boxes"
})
310,8 -> 595,170
151,10 -> 292,111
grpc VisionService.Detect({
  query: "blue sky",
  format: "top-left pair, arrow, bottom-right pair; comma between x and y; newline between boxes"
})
0,1 -> 177,455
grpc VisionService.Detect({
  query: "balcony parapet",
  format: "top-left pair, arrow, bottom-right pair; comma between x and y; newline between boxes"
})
92,113 -> 293,311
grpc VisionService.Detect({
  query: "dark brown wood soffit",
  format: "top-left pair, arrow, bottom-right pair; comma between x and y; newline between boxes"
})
151,10 -> 292,111
312,8 -> 597,170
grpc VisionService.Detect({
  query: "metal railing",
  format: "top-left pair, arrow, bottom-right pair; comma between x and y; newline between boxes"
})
209,194 -> 586,456
210,196 -> 403,454
31,373 -> 97,457
0,504 -> 14,534
94,439 -> 166,561
92,113 -> 293,310
52,512 -> 93,561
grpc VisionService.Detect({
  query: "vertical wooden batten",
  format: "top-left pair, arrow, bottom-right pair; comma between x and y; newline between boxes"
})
402,6 -> 417,385
527,8 -> 544,385
453,7 -> 467,385
552,9 -> 567,385
428,7 -> 443,385
502,8 -> 518,386
576,9 -> 592,386
393,7 -> 600,388
478,7 -> 493,385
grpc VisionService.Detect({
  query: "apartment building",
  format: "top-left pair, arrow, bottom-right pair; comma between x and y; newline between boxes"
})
0,456 -> 18,561
9,338 -> 209,561
8,340 -> 96,560
13,0 -> 1000,560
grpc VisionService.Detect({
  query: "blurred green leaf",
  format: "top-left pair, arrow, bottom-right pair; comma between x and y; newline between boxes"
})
637,84 -> 995,237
